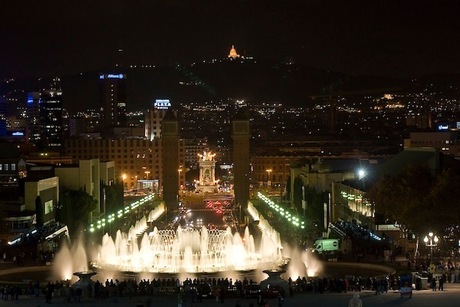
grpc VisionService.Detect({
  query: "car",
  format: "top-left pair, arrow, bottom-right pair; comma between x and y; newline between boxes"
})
244,284 -> 261,299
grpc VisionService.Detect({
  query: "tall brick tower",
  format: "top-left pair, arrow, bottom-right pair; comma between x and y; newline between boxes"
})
161,109 -> 180,211
232,108 -> 250,210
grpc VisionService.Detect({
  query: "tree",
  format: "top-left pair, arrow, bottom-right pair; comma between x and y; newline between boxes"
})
57,189 -> 97,237
367,165 -> 459,236
292,177 -> 303,210
429,169 -> 460,237
101,180 -> 124,214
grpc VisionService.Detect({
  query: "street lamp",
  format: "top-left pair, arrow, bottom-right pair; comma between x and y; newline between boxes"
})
423,232 -> 439,265
178,167 -> 183,190
357,168 -> 366,179
121,173 -> 127,188
266,169 -> 272,187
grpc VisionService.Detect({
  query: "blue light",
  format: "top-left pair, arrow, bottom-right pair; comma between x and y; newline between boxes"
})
100,74 -> 125,79
438,124 -> 449,131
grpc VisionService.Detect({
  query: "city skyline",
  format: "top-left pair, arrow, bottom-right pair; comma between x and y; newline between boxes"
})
2,0 -> 460,79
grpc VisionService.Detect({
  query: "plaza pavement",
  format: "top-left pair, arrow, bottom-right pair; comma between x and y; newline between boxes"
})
1,284 -> 460,307
2,263 -> 460,307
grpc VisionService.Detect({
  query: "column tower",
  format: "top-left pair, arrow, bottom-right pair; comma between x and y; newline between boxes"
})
231,108 -> 250,209
161,109 -> 180,210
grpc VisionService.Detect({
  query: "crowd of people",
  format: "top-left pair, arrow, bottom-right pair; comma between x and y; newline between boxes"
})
0,270 -> 454,307
0,274 -> 398,301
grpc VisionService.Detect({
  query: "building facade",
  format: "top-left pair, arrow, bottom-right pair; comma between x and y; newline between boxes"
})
55,159 -> 116,214
145,99 -> 173,141
404,131 -> 460,157
63,138 -> 185,193
99,73 -> 127,135
26,78 -> 63,151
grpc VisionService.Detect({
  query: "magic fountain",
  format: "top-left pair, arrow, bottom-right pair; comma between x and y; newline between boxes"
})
53,199 -> 322,280
92,223 -> 284,273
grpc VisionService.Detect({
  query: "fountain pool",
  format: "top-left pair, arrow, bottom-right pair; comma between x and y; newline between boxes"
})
92,225 -> 284,273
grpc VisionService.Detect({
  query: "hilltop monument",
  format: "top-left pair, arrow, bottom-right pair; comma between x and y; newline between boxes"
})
228,45 -> 240,59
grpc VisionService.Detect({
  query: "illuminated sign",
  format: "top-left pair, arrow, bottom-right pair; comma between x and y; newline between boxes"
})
27,93 -> 37,104
12,132 -> 24,136
438,125 -> 449,131
99,74 -> 125,79
154,99 -> 171,110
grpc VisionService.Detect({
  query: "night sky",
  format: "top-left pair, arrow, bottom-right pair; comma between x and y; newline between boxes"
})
2,0 -> 460,79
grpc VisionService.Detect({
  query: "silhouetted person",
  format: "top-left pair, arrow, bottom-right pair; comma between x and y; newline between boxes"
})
348,293 -> 362,307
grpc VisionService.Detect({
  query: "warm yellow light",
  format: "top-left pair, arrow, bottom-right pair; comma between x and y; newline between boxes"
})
122,174 -> 127,181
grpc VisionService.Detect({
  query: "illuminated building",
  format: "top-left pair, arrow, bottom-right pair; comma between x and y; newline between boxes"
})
251,155 -> 294,188
228,45 -> 240,59
26,78 -> 63,150
184,137 -> 208,167
55,159 -> 116,214
404,131 -> 460,157
0,97 -> 6,137
144,99 -> 173,141
63,137 -> 185,193
99,73 -> 127,136
27,92 -> 41,144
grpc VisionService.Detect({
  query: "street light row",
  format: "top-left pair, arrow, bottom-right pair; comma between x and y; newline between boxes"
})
89,194 -> 155,232
257,192 -> 305,229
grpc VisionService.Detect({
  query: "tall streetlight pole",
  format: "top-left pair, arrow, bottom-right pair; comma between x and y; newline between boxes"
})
122,173 -> 127,190
266,169 -> 272,189
424,232 -> 439,265
178,167 -> 182,189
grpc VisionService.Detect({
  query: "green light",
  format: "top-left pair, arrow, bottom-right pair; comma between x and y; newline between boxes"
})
258,192 -> 307,230
87,194 -> 156,232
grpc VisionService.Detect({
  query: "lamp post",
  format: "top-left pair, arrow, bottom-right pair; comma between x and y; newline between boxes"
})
357,168 -> 366,179
122,173 -> 127,190
178,167 -> 183,191
266,169 -> 272,188
423,232 -> 439,265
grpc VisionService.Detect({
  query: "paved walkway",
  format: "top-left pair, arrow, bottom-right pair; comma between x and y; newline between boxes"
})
1,285 -> 460,307
1,263 -> 460,306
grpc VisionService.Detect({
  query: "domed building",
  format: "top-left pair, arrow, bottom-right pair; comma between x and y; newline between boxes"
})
228,45 -> 240,59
